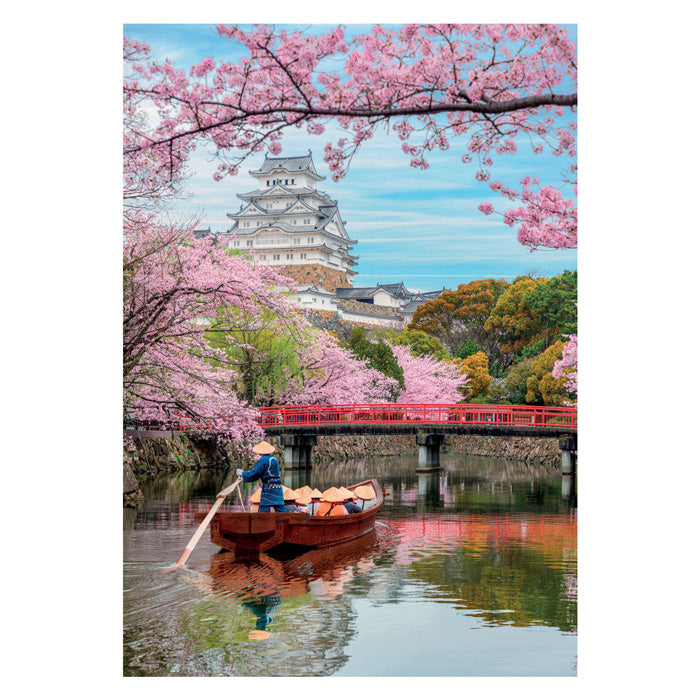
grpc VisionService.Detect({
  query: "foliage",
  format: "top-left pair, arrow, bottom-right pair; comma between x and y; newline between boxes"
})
524,269 -> 577,346
512,336 -> 547,364
385,328 -> 449,359
504,357 -> 536,405
207,305 -> 312,406
452,352 -> 491,401
124,24 -> 577,253
552,334 -> 577,404
484,277 -> 545,356
123,221 -> 300,440
390,344 -> 465,404
455,338 -> 480,359
409,279 -> 510,363
470,382 -> 510,405
525,341 -> 568,406
278,331 -> 400,405
347,327 -> 405,400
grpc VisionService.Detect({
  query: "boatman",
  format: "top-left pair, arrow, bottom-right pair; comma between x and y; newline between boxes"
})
236,441 -> 285,513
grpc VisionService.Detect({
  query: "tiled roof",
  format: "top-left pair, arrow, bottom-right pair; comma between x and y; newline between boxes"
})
249,152 -> 324,179
237,185 -> 320,199
224,222 -> 357,245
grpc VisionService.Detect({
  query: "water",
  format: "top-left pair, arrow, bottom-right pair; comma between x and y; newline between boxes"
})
123,453 -> 577,676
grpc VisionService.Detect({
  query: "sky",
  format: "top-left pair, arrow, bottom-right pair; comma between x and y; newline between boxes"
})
124,23 -> 577,292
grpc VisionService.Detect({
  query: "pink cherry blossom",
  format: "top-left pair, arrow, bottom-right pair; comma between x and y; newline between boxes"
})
123,24 -> 577,252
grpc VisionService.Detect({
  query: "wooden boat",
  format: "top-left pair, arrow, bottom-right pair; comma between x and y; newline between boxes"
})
198,479 -> 383,554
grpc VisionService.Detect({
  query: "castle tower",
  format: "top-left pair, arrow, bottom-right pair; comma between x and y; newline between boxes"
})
224,152 -> 358,291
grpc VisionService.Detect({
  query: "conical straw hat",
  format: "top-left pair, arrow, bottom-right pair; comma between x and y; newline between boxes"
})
321,487 -> 345,503
309,488 -> 323,500
282,486 -> 299,502
295,485 -> 314,500
294,492 -> 312,505
252,440 -> 276,455
354,484 -> 375,500
338,487 -> 355,500
250,487 -> 262,504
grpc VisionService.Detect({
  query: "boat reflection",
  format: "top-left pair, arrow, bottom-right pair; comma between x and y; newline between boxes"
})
208,530 -> 378,599
207,530 -> 379,642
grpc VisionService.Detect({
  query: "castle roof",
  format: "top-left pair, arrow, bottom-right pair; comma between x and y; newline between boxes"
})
335,283 -> 443,305
249,152 -> 325,180
237,185 -> 324,199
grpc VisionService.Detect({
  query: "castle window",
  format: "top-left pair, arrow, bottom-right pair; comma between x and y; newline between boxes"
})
260,255 -> 266,260
287,254 -> 293,260
273,254 -> 280,261
300,253 -> 307,260
293,238 -> 300,244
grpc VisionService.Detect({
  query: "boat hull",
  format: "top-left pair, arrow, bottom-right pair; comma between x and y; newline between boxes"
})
206,479 -> 382,554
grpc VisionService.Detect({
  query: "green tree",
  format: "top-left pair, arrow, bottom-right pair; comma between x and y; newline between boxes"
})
524,269 -> 577,347
485,277 -> 546,361
525,341 -> 567,406
455,338 -> 480,359
409,278 -> 510,365
207,306 -> 309,405
385,328 -> 449,359
347,327 -> 405,400
504,357 -> 536,405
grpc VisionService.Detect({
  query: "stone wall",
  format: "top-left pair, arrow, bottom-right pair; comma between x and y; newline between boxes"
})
307,312 -> 391,338
124,430 -> 562,502
337,298 -> 400,318
267,433 -> 560,467
279,264 -> 351,292
444,434 -> 560,467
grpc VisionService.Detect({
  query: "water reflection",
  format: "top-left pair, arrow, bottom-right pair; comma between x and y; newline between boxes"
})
124,453 -> 577,676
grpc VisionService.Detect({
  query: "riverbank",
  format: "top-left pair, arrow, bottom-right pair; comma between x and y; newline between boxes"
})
123,432 -> 562,503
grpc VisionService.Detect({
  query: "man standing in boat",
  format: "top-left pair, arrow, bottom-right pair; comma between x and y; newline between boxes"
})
236,441 -> 285,513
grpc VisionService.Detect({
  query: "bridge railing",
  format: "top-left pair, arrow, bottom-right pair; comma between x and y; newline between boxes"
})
254,403 -> 577,429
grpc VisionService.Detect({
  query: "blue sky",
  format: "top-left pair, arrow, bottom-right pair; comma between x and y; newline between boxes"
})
124,23 -> 577,292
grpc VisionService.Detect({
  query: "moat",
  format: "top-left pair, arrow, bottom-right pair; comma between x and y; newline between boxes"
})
123,453 -> 577,676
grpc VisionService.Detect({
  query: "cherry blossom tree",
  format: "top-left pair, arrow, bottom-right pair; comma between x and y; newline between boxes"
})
278,331 -> 400,405
123,24 -> 577,251
552,333 -> 577,403
390,344 -> 465,404
123,219 -> 305,441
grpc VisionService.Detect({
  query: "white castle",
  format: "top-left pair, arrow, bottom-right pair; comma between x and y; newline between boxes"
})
197,152 -> 443,329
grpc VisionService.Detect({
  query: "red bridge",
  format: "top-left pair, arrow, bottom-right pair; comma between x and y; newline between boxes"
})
174,403 -> 577,472
254,403 -> 577,430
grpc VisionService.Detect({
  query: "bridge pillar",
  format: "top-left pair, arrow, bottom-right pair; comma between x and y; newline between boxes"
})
416,433 -> 444,471
280,434 -> 317,470
559,434 -> 577,476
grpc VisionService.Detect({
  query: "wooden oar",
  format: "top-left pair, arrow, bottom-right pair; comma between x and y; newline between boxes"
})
175,478 -> 242,567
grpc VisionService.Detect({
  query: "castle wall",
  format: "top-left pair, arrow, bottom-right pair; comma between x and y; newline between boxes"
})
280,264 -> 352,293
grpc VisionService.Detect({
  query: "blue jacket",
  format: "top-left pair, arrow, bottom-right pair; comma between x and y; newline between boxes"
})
242,455 -> 284,506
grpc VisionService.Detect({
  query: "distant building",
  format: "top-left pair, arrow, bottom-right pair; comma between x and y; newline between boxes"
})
222,151 -> 358,292
200,152 -> 444,329
293,282 -> 444,329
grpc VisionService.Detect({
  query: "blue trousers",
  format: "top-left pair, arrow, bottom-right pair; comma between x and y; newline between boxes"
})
258,505 -> 286,513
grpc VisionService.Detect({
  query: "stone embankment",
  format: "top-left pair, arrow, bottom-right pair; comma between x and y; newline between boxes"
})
123,431 -> 561,503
